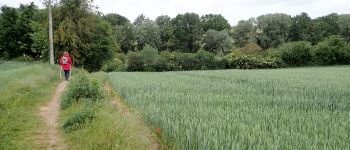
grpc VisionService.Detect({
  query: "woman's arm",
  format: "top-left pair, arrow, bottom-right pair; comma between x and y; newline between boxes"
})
68,57 -> 72,65
59,57 -> 62,65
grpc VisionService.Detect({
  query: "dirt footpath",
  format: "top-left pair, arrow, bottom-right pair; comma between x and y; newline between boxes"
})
39,81 -> 68,150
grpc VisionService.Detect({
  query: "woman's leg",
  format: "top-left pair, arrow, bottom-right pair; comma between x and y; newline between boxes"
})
64,70 -> 70,81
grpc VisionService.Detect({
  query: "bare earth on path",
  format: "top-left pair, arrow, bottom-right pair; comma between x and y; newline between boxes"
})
104,81 -> 160,150
39,81 -> 68,150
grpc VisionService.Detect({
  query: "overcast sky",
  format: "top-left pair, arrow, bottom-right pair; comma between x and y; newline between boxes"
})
1,0 -> 349,25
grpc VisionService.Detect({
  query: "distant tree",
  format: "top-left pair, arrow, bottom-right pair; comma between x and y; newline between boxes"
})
203,29 -> 233,55
309,13 -> 340,45
30,9 -> 49,60
140,44 -> 160,71
156,15 -> 175,50
102,13 -> 132,53
0,3 -> 37,59
133,14 -> 150,27
135,20 -> 161,50
337,14 -> 350,42
115,23 -> 135,53
200,14 -> 230,32
17,2 -> 37,58
289,12 -> 312,42
0,6 -> 19,58
103,13 -> 129,26
84,16 -> 116,71
256,13 -> 292,49
172,13 -> 202,52
231,18 -> 256,48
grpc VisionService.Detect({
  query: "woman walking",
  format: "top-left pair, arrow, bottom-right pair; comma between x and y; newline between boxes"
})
59,51 -> 72,81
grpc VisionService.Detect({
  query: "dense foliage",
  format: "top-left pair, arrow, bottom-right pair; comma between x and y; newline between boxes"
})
277,41 -> 313,66
60,73 -> 104,110
0,1 -> 350,71
312,35 -> 350,65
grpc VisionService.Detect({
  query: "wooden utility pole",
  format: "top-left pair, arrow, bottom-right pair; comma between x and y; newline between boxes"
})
48,0 -> 54,64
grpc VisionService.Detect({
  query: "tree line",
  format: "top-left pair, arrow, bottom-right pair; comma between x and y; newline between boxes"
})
0,0 -> 349,72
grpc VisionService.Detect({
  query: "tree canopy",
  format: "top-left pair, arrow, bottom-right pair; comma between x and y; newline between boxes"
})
1,1 -> 350,71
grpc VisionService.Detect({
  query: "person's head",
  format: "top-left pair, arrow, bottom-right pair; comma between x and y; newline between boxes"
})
63,51 -> 69,56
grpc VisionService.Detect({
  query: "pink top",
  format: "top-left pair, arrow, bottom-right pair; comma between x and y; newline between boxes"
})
59,54 -> 72,70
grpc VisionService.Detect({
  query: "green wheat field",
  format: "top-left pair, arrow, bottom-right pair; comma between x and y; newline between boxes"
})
108,66 -> 350,149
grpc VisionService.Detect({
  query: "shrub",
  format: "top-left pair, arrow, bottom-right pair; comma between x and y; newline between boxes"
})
63,107 -> 94,132
175,52 -> 199,70
313,35 -> 350,65
140,44 -> 160,71
195,50 -> 218,70
155,51 -> 181,71
126,51 -> 144,71
60,73 -> 104,110
101,53 -> 126,72
225,43 -> 283,69
235,42 -> 263,54
277,41 -> 312,66
226,54 -> 281,69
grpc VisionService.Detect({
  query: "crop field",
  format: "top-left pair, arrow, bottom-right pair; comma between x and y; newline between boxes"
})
108,66 -> 350,149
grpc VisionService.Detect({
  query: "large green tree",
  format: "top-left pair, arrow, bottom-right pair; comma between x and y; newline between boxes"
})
289,12 -> 312,42
337,14 -> 350,42
0,3 -> 37,59
103,13 -> 132,53
116,23 -> 135,53
0,6 -> 19,58
309,13 -> 340,45
200,14 -> 231,32
133,14 -> 150,27
17,3 -> 37,58
135,20 -> 161,50
203,29 -> 233,55
256,13 -> 292,49
30,8 -> 49,60
103,13 -> 129,27
172,13 -> 202,52
156,15 -> 175,50
55,0 -> 115,71
231,18 -> 256,48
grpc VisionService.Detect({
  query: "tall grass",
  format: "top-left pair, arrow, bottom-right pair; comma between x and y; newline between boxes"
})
59,72 -> 154,149
108,66 -> 350,149
0,61 -> 59,149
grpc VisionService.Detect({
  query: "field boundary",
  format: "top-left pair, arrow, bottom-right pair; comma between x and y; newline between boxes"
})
104,81 -> 160,150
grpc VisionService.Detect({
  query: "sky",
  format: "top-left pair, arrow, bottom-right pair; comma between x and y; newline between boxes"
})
1,0 -> 349,25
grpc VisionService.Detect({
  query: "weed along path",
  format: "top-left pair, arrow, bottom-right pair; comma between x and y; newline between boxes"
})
39,81 -> 68,150
104,81 -> 160,150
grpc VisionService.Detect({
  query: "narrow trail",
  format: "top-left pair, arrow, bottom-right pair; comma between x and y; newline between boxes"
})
104,81 -> 160,150
39,81 -> 68,150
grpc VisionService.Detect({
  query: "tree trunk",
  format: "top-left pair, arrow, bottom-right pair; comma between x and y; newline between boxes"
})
48,0 -> 54,64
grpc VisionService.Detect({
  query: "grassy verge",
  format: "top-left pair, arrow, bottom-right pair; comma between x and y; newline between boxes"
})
0,61 -> 60,149
59,72 -> 155,149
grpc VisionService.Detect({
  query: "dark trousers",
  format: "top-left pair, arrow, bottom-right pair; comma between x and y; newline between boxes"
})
64,70 -> 70,81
